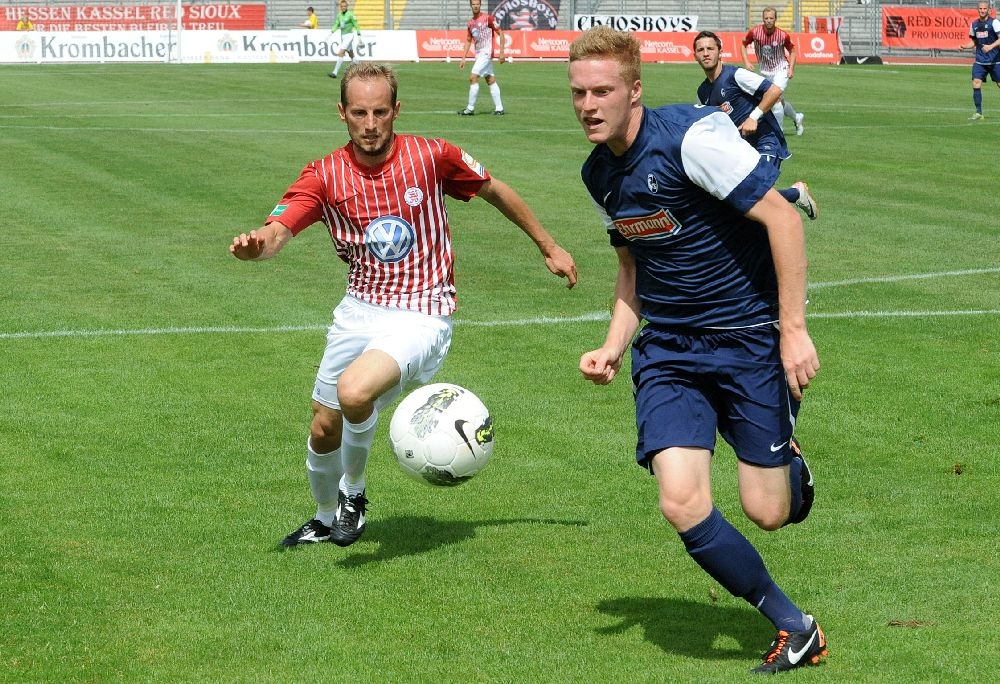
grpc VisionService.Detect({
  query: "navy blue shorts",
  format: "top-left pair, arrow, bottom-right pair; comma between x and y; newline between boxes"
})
630,324 -> 800,470
972,61 -> 1000,82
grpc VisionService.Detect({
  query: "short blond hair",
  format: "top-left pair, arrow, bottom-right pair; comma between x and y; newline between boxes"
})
340,62 -> 398,107
568,27 -> 641,86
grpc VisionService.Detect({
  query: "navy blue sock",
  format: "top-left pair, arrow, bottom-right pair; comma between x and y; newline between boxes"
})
778,187 -> 799,204
973,88 -> 983,113
680,508 -> 808,632
787,457 -> 803,525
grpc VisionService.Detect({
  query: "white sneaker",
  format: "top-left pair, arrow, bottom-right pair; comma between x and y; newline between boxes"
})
793,181 -> 818,220
794,112 -> 805,136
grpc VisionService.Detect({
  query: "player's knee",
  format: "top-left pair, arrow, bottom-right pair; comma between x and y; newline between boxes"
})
658,491 -> 711,532
336,382 -> 375,416
743,503 -> 787,531
309,411 -> 341,451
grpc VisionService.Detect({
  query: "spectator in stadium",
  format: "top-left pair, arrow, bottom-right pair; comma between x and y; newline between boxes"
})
741,7 -> 806,136
230,62 -> 577,549
457,0 -> 506,116
694,31 -> 818,220
329,0 -> 362,79
300,6 -> 318,30
16,14 -> 33,31
568,27 -> 826,674
959,1 -> 1000,120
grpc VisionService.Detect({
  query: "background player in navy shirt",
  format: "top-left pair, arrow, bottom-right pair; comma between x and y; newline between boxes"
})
694,30 -> 817,220
959,1 -> 1000,120
568,27 -> 827,674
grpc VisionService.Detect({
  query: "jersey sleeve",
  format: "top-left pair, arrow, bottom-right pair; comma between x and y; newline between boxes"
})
734,67 -> 770,98
742,29 -> 755,47
438,142 -> 491,201
265,163 -> 327,235
679,110 -> 776,214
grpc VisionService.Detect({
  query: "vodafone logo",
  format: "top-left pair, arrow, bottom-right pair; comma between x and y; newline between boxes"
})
804,36 -> 835,59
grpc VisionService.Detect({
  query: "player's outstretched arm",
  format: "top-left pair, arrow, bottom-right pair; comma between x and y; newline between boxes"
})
745,190 -> 819,400
230,221 -> 293,261
476,178 -> 578,288
580,247 -> 639,385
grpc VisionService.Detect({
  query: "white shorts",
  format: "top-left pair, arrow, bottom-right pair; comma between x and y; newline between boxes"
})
761,66 -> 790,92
312,296 -> 452,411
337,31 -> 358,53
471,52 -> 495,78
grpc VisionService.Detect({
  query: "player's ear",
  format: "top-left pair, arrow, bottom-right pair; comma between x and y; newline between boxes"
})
631,80 -> 642,105
337,102 -> 347,122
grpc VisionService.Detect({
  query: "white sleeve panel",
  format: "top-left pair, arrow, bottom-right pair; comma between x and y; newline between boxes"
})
679,111 -> 761,201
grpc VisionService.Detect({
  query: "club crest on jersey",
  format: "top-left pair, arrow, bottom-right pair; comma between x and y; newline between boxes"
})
460,150 -> 486,177
404,186 -> 424,207
365,215 -> 416,263
646,174 -> 658,193
613,209 -> 681,241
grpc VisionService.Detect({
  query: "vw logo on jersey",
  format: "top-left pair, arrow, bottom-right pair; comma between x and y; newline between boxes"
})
647,174 -> 658,193
365,215 -> 416,263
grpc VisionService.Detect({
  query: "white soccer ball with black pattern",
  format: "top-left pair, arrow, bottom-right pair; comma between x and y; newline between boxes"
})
389,383 -> 494,487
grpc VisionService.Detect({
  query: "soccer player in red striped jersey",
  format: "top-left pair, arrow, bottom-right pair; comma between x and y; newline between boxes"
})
458,0 -> 506,115
230,62 -> 577,548
741,7 -> 806,136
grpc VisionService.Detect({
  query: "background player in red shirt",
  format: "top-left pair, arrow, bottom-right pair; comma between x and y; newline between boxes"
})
741,7 -> 806,136
230,62 -> 577,548
458,0 -> 506,115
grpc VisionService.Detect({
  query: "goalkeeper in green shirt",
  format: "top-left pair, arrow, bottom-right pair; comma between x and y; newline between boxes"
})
329,0 -> 362,79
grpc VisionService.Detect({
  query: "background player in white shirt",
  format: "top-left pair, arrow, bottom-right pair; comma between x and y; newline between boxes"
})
230,63 -> 577,548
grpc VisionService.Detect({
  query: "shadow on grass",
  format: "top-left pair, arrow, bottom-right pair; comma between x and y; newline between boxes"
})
595,597 -> 763,661
331,515 -> 587,568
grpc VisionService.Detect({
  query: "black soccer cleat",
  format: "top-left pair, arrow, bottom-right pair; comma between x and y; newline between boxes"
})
493,110 -> 505,116
281,518 -> 333,547
458,109 -> 475,116
329,489 -> 369,547
752,616 -> 828,674
787,436 -> 814,525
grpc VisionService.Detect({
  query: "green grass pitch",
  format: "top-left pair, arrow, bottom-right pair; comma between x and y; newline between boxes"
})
1,59 -> 998,682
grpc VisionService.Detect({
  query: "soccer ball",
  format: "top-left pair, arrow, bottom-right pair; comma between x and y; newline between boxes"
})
389,383 -> 494,487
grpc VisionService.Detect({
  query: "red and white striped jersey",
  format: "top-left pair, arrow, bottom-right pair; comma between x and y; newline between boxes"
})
467,12 -> 498,56
743,25 -> 795,73
267,135 -> 490,316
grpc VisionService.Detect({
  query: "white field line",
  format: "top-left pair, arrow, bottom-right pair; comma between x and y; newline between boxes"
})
2,270 -> 998,340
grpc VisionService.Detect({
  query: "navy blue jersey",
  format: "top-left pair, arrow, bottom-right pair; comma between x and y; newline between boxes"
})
696,65 -> 789,161
581,104 -> 780,329
971,16 -> 1000,63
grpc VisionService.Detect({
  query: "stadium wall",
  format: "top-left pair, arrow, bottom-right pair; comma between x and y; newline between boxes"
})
0,28 -> 841,64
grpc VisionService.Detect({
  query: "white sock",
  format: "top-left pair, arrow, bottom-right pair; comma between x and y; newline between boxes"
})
784,101 -> 799,120
466,83 -> 479,111
333,56 -> 345,75
306,440 -> 342,525
341,410 -> 378,495
771,102 -> 785,130
489,82 -> 503,111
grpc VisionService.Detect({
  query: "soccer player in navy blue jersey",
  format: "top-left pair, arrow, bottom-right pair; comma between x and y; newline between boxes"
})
959,1 -> 1000,120
568,27 -> 827,674
694,30 -> 817,221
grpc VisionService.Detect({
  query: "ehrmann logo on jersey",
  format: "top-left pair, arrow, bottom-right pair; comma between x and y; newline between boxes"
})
613,209 -> 680,240
365,215 -> 416,263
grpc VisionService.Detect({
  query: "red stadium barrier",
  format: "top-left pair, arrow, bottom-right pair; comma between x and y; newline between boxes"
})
415,30 -> 841,64
1,4 -> 267,32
